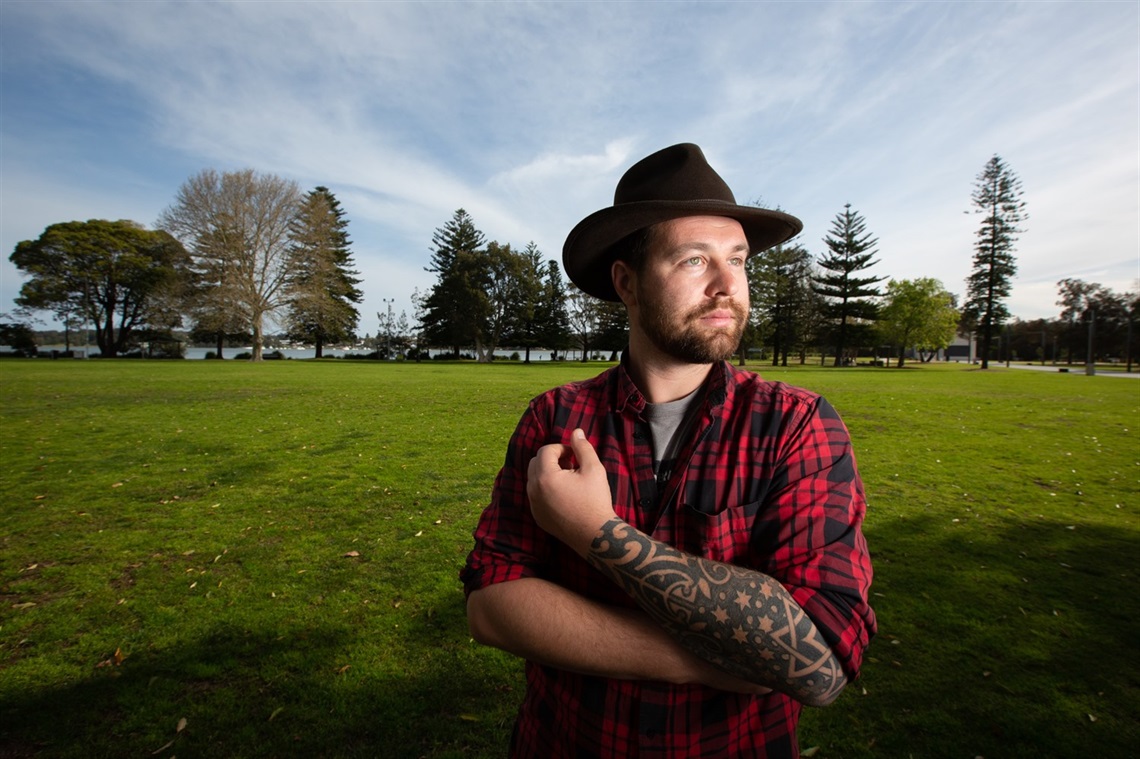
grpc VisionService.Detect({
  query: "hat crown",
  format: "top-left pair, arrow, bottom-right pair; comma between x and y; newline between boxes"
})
614,143 -> 737,206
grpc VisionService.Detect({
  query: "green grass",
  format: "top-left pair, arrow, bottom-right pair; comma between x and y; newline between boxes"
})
1,359 -> 1136,758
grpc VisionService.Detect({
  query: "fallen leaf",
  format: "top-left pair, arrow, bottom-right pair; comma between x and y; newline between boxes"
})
177,717 -> 188,733
1088,713 -> 1097,723
343,550 -> 360,558
802,748 -> 820,757
111,482 -> 124,488
268,706 -> 285,722
459,713 -> 479,722
12,602 -> 36,610
414,530 -> 424,537
337,664 -> 351,675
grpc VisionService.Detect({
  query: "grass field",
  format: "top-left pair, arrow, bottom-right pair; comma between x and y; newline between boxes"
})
1,359 -> 1137,758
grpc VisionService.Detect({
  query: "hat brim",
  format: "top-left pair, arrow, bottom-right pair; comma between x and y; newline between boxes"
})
562,199 -> 803,301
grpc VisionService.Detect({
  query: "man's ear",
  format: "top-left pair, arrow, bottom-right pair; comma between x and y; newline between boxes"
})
612,260 -> 637,307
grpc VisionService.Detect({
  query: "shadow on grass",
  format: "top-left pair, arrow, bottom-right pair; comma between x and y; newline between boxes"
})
0,592 -> 517,759
802,512 -> 1140,758
5,514 -> 1136,759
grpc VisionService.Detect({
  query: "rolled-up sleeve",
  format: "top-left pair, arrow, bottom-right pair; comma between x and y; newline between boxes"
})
461,402 -> 551,597
756,393 -> 876,680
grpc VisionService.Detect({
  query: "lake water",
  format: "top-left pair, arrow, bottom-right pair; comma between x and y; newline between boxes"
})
37,345 -> 569,361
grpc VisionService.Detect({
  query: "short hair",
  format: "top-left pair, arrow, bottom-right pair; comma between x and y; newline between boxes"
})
614,223 -> 664,275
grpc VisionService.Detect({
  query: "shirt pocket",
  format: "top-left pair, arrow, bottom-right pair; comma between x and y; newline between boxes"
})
676,499 -> 762,565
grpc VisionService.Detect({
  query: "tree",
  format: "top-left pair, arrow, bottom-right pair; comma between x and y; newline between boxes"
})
592,299 -> 629,361
474,242 -> 526,362
813,204 -> 884,366
0,321 -> 38,357
963,155 -> 1026,369
536,260 -> 572,360
750,243 -> 815,367
1056,279 -> 1133,364
158,168 -> 302,361
1056,278 -> 1101,364
283,187 -> 363,358
419,209 -> 487,358
377,307 -> 411,358
567,285 -> 602,361
10,219 -> 189,357
877,278 -> 960,367
508,242 -> 547,363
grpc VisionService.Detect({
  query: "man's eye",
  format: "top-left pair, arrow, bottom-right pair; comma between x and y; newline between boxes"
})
685,256 -> 703,266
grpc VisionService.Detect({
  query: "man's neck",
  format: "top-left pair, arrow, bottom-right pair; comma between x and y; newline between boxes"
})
625,337 -> 715,403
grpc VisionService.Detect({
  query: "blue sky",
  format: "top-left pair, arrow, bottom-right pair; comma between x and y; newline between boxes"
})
2,1 -> 1137,338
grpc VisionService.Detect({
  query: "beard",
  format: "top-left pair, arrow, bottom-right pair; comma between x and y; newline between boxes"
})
638,289 -> 749,364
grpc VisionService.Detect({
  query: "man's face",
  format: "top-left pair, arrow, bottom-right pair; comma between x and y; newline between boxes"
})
631,216 -> 750,364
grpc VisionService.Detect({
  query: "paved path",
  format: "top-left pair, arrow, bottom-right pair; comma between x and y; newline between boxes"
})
1005,363 -> 1140,379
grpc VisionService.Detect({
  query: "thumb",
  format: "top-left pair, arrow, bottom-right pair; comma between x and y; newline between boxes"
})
569,428 -> 600,469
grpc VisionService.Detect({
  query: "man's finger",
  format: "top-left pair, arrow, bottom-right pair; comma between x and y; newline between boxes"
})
569,428 -> 601,470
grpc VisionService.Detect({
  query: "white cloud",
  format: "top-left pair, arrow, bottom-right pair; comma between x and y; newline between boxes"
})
2,0 -> 1136,332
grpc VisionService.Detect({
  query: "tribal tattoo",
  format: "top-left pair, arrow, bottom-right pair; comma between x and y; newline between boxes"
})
586,519 -> 848,705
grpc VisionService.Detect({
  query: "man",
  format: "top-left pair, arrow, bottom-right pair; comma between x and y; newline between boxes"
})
461,143 -> 876,758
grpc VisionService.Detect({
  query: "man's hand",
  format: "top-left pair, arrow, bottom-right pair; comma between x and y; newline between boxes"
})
527,428 -> 617,553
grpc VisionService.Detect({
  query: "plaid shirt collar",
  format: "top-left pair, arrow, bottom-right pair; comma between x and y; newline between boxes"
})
612,352 -> 732,417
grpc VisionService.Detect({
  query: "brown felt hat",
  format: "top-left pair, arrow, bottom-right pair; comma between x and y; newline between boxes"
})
562,143 -> 803,301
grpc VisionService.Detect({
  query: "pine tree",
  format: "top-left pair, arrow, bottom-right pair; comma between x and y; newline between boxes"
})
963,155 -> 1026,369
284,187 -> 363,358
813,204 -> 885,365
538,260 -> 572,360
420,209 -> 487,358
749,243 -> 815,366
510,242 -> 547,363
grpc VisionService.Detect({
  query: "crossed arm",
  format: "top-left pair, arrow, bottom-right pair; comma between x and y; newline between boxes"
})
467,428 -> 849,706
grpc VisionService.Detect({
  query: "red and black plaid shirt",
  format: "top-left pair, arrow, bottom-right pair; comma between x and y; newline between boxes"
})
462,360 -> 876,758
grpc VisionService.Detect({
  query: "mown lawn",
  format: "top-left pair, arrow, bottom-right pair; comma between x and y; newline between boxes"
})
1,359 -> 1136,758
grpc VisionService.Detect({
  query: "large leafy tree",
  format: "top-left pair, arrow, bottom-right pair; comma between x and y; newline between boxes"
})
1056,277 -> 1102,365
878,278 -> 960,367
283,187 -> 363,357
474,241 -> 526,362
1056,278 -> 1132,364
420,209 -> 487,358
963,155 -> 1026,369
158,168 -> 302,361
10,219 -> 189,357
813,204 -> 885,365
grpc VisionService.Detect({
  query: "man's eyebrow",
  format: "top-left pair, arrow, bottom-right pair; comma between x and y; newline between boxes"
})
664,241 -> 751,258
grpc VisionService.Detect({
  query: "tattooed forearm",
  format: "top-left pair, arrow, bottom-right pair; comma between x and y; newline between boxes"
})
586,519 -> 848,706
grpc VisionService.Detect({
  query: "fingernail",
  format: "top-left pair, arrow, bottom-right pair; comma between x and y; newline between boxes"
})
572,428 -> 585,440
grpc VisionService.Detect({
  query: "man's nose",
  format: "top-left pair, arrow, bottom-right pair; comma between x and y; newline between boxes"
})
706,261 -> 740,298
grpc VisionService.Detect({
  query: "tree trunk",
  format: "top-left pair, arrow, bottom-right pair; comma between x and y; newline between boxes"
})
251,315 -> 264,361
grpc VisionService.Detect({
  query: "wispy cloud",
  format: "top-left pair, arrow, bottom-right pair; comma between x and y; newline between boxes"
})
2,0 -> 1136,331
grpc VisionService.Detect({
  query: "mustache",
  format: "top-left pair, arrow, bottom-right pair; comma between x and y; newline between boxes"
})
689,298 -> 747,320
